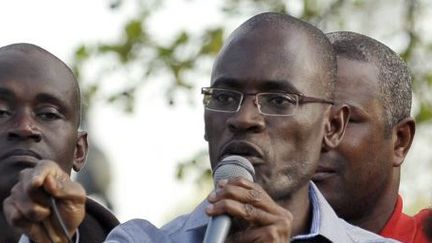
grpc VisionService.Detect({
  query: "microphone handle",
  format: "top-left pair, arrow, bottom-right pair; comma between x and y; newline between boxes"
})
203,214 -> 231,243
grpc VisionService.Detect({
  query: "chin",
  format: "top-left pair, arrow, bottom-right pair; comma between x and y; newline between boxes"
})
265,179 -> 300,201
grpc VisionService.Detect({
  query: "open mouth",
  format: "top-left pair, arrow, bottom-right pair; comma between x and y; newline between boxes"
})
220,141 -> 265,165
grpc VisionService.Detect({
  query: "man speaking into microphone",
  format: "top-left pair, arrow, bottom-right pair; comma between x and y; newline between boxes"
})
158,12 -> 395,242
103,12 -> 394,242
4,13 -> 399,242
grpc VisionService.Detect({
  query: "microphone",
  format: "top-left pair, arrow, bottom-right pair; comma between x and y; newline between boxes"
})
203,155 -> 255,243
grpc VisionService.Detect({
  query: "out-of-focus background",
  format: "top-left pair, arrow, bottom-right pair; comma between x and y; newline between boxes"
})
1,0 -> 431,226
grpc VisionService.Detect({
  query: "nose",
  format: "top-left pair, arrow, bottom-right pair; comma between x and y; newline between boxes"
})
7,112 -> 42,142
227,96 -> 265,133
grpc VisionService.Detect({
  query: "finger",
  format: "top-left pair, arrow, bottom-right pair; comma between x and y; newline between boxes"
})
8,182 -> 51,222
41,219 -> 68,243
3,196 -> 27,227
227,224 -> 291,243
43,174 -> 86,203
3,196 -> 53,242
210,184 -> 269,205
207,199 -> 292,226
21,161 -> 83,205
217,177 -> 256,190
210,179 -> 276,212
19,161 -> 59,190
45,176 -> 86,237
18,161 -> 62,205
18,168 -> 43,194
216,177 -> 292,215
27,222 -> 55,243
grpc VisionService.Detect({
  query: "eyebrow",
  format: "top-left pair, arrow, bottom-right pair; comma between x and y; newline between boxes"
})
0,88 -> 15,99
0,85 -> 70,109
211,77 -> 302,93
212,77 -> 242,89
35,93 -> 69,111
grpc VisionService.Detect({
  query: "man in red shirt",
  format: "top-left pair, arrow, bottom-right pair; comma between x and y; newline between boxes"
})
313,31 -> 430,242
424,210 -> 432,240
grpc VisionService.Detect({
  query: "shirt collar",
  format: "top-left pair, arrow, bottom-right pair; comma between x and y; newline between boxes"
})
291,182 -> 320,240
380,195 -> 417,242
308,181 -> 354,241
184,198 -> 211,231
183,181 -> 353,242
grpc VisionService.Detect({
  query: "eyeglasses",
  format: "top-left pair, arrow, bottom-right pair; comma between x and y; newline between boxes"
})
201,87 -> 334,116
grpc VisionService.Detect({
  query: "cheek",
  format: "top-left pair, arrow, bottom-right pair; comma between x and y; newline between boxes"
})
204,113 -> 227,167
45,128 -> 77,171
340,125 -> 377,159
338,125 -> 391,177
269,118 -> 322,167
204,113 -> 224,137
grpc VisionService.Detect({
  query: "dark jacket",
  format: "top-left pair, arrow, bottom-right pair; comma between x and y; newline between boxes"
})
78,197 -> 120,243
11,197 -> 119,243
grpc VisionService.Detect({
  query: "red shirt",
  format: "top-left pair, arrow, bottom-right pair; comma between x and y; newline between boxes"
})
380,195 -> 431,243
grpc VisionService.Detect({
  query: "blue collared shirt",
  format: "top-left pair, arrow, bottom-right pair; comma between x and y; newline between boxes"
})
103,182 -> 399,243
19,230 -> 80,243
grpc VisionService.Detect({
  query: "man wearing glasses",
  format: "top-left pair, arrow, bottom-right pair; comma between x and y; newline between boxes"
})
4,13 -> 397,242
200,87 -> 334,117
107,12 -> 396,242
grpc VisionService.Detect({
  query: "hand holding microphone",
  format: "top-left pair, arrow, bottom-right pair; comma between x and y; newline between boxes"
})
203,155 -> 255,243
204,155 -> 294,243
3,160 -> 86,243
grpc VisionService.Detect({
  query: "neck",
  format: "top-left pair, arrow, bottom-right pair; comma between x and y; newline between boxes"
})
277,183 -> 312,236
349,169 -> 400,233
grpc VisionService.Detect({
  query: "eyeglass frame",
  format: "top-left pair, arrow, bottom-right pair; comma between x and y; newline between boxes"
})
201,87 -> 334,117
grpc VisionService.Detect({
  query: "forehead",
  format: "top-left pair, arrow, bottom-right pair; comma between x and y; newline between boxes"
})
335,57 -> 380,106
211,26 -> 327,95
0,50 -> 77,104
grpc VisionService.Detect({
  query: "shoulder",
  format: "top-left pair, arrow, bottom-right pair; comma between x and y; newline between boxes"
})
160,201 -> 210,243
414,208 -> 432,242
106,219 -> 172,243
341,220 -> 401,243
161,213 -> 195,236
309,182 -> 399,243
85,197 -> 119,227
414,208 -> 432,223
78,197 -> 120,242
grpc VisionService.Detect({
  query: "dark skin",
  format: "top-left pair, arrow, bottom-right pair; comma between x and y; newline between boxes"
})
4,19 -> 349,243
313,57 -> 415,233
204,23 -> 349,242
0,44 -> 88,242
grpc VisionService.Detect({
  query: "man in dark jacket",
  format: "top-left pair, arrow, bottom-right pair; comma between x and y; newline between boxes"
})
0,43 -> 119,242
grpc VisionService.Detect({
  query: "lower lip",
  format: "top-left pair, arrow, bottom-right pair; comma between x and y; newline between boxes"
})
312,171 -> 336,181
2,155 -> 39,166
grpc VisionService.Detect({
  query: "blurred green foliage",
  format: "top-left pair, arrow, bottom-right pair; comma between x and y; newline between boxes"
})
71,0 -> 432,188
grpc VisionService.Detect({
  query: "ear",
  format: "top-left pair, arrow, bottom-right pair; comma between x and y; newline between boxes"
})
322,104 -> 350,152
392,117 -> 415,167
73,131 -> 89,172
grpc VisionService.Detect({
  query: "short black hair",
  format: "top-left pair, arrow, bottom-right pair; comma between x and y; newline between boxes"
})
228,12 -> 337,99
327,31 -> 412,134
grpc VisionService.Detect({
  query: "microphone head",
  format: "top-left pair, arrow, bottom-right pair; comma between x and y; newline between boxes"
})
212,155 -> 255,187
